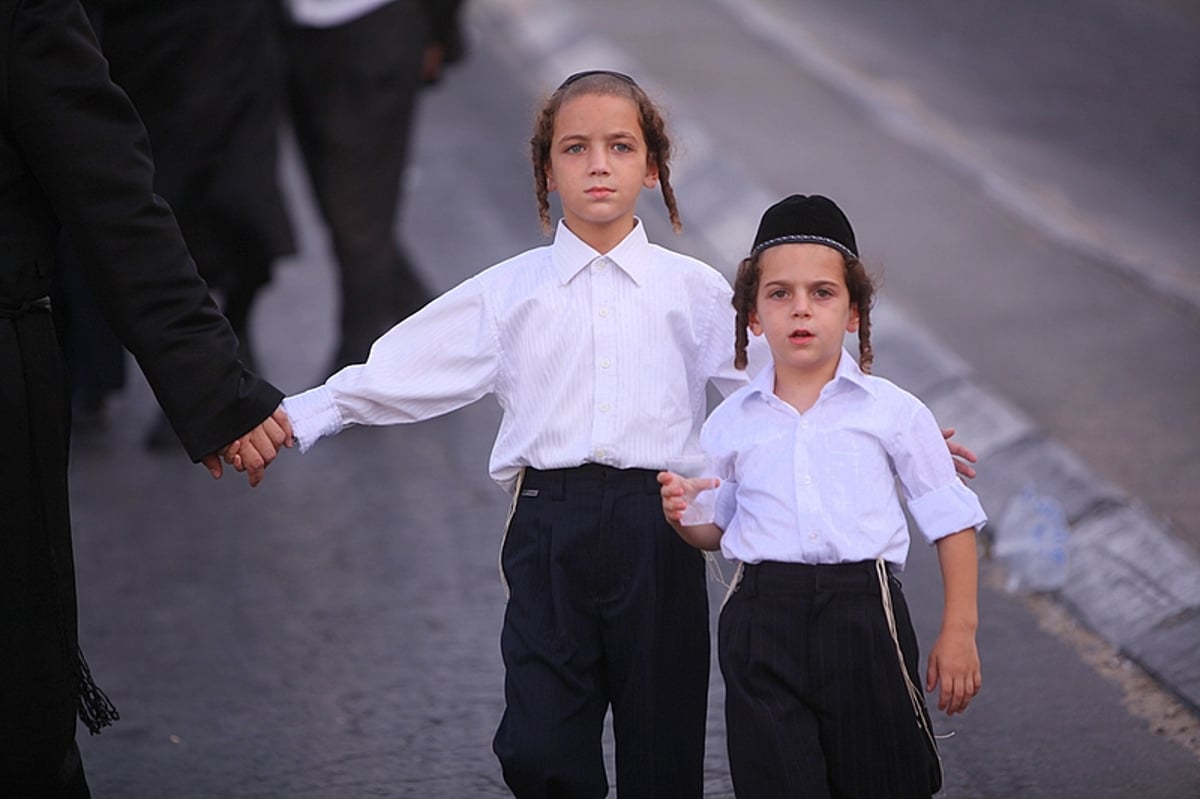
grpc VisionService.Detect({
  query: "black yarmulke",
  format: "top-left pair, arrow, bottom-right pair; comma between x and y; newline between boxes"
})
751,194 -> 858,258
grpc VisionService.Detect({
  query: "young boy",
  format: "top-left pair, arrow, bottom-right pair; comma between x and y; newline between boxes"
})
660,194 -> 987,798
283,70 -> 760,798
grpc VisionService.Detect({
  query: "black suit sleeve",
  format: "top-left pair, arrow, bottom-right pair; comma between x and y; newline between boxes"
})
6,0 -> 282,461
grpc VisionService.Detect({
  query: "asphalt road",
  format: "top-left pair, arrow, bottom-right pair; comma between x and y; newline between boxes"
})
70,0 -> 1200,796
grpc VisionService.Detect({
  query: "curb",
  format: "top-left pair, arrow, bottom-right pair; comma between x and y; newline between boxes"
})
471,0 -> 1200,714
887,316 -> 1200,714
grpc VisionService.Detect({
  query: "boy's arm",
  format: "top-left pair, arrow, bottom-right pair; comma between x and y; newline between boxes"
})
927,528 -> 982,715
280,279 -> 499,452
657,471 -> 724,550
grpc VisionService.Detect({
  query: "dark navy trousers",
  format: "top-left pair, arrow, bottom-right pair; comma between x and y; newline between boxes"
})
494,464 -> 710,799
719,560 -> 942,799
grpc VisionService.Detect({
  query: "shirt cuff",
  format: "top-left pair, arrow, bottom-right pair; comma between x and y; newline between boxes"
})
908,480 -> 989,543
281,387 -> 344,453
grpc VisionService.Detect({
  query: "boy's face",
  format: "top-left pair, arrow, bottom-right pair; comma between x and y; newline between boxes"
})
749,243 -> 859,383
545,92 -> 658,251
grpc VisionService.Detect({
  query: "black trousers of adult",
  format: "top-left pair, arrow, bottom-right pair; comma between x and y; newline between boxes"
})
494,465 -> 710,799
719,560 -> 941,799
1,305 -> 94,798
282,0 -> 431,371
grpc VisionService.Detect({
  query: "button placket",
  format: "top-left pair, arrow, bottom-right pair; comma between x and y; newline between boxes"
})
591,256 -> 618,459
794,415 -> 820,547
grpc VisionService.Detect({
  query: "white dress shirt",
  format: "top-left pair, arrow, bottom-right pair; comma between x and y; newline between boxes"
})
705,352 -> 987,569
284,220 -> 769,491
282,0 -> 395,27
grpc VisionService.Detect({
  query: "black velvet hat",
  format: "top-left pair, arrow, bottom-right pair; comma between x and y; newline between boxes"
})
751,194 -> 858,259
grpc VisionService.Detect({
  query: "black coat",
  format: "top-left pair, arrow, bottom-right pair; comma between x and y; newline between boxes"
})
0,0 -> 282,787
0,0 -> 282,459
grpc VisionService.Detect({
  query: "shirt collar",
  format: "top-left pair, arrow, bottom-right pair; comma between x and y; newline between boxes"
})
744,348 -> 876,407
832,348 -> 875,395
550,218 -> 652,286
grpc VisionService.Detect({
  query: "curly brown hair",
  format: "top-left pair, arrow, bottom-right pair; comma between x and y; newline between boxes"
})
732,248 -> 876,374
530,73 -> 681,235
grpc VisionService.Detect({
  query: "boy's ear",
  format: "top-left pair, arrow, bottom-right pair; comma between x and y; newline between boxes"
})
846,306 -> 861,333
748,307 -> 763,336
544,162 -> 557,192
643,156 -> 660,189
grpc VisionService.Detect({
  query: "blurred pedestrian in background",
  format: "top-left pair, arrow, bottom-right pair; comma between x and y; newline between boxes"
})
85,0 -> 297,449
1,1 -> 291,795
278,0 -> 466,373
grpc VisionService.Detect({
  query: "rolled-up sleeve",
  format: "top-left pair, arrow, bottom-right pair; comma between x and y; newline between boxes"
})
906,480 -> 987,544
892,402 -> 988,543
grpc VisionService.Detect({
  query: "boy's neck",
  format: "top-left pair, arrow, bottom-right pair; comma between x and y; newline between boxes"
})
563,216 -> 637,255
772,356 -> 841,414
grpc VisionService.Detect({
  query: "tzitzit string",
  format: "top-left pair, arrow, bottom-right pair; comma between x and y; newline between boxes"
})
717,558 -> 744,610
874,557 -> 951,766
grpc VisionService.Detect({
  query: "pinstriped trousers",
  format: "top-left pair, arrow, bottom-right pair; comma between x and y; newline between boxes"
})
719,560 -> 940,798
493,464 -> 709,799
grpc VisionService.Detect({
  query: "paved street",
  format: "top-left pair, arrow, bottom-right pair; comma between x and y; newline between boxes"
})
69,0 -> 1200,796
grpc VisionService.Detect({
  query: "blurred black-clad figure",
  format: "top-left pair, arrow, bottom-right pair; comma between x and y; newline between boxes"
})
95,0 -> 295,375
279,0 -> 465,371
0,1 -> 287,795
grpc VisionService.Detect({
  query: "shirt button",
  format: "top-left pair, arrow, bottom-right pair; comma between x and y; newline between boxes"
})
808,533 -> 819,542
802,475 -> 812,485
600,358 -> 611,369
599,308 -> 609,318
594,259 -> 607,270
599,403 -> 610,413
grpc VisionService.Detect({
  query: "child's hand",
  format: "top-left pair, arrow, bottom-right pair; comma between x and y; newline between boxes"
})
926,627 -> 982,716
657,470 -> 724,550
656,470 -> 718,524
659,470 -> 688,524
215,406 -> 294,487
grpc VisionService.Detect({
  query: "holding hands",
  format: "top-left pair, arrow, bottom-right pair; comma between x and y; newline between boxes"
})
201,406 -> 294,487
